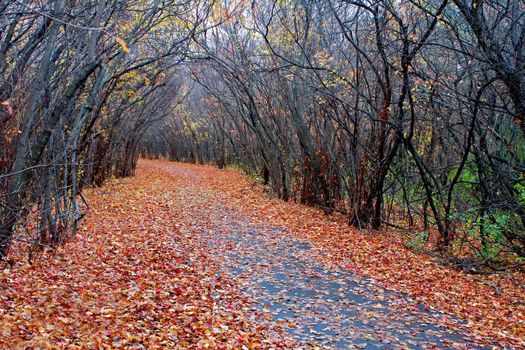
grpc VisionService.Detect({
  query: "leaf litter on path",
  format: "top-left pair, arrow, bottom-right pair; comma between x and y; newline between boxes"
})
1,159 -> 524,349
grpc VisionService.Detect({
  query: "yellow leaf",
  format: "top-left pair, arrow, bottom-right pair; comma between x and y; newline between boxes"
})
115,36 -> 129,53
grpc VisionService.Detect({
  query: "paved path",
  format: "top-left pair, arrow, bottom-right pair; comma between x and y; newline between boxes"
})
158,162 -> 487,349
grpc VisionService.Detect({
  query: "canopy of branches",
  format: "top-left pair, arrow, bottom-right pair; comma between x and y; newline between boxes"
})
0,0 -> 524,303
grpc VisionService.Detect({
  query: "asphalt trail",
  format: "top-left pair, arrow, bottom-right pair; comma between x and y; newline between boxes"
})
160,162 -> 487,349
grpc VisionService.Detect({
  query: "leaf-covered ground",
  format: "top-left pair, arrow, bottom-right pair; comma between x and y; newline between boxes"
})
1,159 -> 524,349
0,162 -> 296,349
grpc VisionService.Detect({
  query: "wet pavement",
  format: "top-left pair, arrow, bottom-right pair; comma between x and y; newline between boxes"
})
162,163 -> 489,349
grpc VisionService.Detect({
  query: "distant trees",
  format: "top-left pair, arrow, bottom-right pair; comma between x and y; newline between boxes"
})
144,0 -> 524,261
0,0 -> 212,258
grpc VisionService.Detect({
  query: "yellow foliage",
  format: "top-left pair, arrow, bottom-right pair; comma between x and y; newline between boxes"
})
115,36 -> 129,53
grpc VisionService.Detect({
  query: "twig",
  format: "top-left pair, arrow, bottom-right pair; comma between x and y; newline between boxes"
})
78,191 -> 90,210
488,262 -> 525,272
316,205 -> 346,214
474,278 -> 502,296
382,220 -> 411,231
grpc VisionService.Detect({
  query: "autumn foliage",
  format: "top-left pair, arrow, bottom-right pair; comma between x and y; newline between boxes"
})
0,161 -> 296,349
1,160 -> 523,348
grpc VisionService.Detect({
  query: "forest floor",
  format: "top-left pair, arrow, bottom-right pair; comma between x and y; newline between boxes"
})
1,159 -> 524,349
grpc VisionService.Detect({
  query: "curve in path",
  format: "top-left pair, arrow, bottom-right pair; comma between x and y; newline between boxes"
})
156,161 -> 488,349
